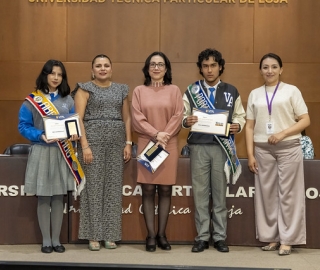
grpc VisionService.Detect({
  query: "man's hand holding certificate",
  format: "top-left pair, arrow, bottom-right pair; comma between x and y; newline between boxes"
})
191,108 -> 230,137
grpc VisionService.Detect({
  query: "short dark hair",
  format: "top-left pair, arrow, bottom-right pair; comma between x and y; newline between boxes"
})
142,52 -> 172,86
35,59 -> 70,97
91,54 -> 112,68
197,48 -> 225,77
259,53 -> 283,69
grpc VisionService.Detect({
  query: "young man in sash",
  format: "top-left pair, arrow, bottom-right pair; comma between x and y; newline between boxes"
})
182,48 -> 246,253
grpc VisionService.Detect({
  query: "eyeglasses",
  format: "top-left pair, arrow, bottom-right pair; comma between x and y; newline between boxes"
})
149,62 -> 166,69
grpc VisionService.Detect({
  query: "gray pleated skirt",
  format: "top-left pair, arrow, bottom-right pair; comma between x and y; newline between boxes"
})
24,144 -> 75,196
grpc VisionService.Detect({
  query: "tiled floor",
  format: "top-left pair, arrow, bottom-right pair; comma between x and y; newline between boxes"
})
0,244 -> 319,270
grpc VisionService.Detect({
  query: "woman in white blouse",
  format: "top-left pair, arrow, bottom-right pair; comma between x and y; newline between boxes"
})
245,53 -> 310,256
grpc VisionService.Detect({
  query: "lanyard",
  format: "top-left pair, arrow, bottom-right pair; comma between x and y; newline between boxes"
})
265,81 -> 280,121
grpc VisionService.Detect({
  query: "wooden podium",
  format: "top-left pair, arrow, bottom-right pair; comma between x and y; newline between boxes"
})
1,156 -> 320,248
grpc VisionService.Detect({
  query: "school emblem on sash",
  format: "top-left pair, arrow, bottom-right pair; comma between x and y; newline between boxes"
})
26,90 -> 86,198
187,81 -> 242,184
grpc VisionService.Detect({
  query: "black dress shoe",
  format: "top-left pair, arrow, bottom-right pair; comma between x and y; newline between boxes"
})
156,235 -> 171,251
53,245 -> 66,253
41,246 -> 53,254
146,236 -> 156,252
191,240 -> 209,253
213,240 -> 229,252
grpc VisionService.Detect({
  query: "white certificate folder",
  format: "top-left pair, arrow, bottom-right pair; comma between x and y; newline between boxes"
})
191,108 -> 230,137
43,113 -> 81,140
137,140 -> 169,173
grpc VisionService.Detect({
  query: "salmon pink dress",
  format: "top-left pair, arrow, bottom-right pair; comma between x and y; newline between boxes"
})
131,84 -> 184,185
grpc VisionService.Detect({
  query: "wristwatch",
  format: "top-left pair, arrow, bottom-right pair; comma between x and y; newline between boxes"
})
183,118 -> 189,128
125,141 -> 133,145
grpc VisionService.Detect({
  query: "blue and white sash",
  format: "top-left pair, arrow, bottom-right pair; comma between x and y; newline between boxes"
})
188,81 -> 241,184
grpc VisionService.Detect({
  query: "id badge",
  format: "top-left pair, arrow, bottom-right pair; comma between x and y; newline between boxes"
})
266,122 -> 274,134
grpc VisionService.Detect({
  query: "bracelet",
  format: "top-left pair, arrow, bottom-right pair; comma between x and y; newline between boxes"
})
154,131 -> 159,139
125,141 -> 132,145
82,145 -> 90,150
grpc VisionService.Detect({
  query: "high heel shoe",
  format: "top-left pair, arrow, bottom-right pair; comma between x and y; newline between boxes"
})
146,236 -> 156,252
279,245 -> 291,256
156,235 -> 171,251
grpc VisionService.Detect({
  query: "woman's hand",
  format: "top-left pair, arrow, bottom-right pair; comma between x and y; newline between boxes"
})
248,156 -> 258,174
82,147 -> 93,165
156,131 -> 170,149
123,145 -> 132,163
41,134 -> 58,144
268,132 -> 285,145
68,134 -> 79,141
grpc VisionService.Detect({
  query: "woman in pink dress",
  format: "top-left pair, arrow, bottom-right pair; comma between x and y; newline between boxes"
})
131,52 -> 184,252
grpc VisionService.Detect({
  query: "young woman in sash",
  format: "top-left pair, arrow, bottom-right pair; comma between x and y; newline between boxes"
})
131,52 -> 184,252
73,54 -> 132,251
18,60 -> 78,253
246,53 -> 310,256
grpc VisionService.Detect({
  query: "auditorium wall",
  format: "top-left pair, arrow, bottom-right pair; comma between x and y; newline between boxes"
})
0,0 -> 319,157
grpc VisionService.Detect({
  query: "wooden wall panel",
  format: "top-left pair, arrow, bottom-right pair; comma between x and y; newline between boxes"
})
64,62 -> 93,91
277,64 -> 320,102
254,1 -> 320,63
107,63 -> 147,101
67,5 -> 160,62
1,0 -> 320,158
161,3 -> 254,63
171,63 -> 201,92
66,62 -> 146,101
0,2 -> 67,61
217,64 -> 261,101
221,63 -> 320,102
0,101 -> 28,153
0,62 -> 44,100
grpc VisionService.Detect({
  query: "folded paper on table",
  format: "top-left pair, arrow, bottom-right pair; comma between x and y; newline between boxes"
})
137,140 -> 169,173
43,113 -> 81,140
191,108 -> 230,137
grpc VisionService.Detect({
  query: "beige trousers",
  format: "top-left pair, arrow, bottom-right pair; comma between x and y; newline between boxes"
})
254,139 -> 306,245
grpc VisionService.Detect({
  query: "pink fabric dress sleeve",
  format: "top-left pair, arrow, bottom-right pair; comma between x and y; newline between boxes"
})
164,86 -> 184,137
131,86 -> 158,137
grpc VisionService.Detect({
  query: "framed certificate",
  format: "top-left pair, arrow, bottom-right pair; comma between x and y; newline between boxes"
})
43,113 -> 81,140
137,140 -> 169,173
65,119 -> 80,138
191,108 -> 230,137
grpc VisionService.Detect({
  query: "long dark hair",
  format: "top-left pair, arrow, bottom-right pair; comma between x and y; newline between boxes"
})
35,59 -> 70,97
142,52 -> 172,86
